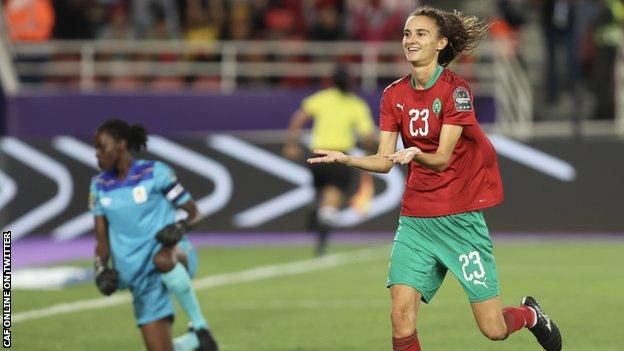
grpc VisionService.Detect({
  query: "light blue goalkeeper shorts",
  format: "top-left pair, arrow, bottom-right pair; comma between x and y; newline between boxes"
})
131,237 -> 198,326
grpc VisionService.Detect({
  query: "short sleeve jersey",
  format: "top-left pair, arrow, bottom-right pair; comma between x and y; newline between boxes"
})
379,68 -> 503,217
302,87 -> 375,152
89,159 -> 191,283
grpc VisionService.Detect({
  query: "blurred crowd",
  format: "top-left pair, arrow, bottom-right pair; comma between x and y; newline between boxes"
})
3,0 -> 424,91
2,0 -> 623,119
4,0 -> 419,42
490,0 -> 623,120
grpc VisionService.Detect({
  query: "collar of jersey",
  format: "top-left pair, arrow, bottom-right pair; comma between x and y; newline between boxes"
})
101,159 -> 136,181
102,158 -> 154,187
410,64 -> 443,90
98,159 -> 155,191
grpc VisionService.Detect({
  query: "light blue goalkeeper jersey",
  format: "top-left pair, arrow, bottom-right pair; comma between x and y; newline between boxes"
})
89,159 -> 191,286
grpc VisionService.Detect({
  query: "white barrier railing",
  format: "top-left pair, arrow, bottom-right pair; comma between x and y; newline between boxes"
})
491,39 -> 533,137
9,40 -> 497,94
0,38 -> 545,136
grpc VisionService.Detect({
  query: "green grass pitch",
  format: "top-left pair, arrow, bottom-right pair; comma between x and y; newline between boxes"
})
13,240 -> 624,350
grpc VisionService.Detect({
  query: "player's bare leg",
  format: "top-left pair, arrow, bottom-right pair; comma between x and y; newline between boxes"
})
470,297 -> 509,340
140,317 -> 174,351
390,285 -> 422,351
315,185 -> 344,256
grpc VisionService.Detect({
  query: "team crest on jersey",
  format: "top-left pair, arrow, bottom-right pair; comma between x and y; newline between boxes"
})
453,87 -> 472,111
432,98 -> 442,116
132,186 -> 148,204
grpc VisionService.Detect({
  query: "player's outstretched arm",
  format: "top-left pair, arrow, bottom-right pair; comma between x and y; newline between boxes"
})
307,131 -> 397,174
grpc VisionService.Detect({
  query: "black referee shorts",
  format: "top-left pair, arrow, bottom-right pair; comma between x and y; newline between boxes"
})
308,163 -> 355,191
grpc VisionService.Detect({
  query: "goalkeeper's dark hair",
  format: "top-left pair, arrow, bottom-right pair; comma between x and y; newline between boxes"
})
97,119 -> 148,152
409,7 -> 489,67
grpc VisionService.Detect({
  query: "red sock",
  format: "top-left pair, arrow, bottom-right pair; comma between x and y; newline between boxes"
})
392,331 -> 421,351
503,306 -> 536,335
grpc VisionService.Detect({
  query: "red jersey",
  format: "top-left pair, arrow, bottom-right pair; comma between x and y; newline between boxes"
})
379,68 -> 503,217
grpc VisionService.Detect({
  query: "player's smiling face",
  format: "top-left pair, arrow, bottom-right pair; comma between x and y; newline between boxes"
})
94,131 -> 122,172
403,15 -> 447,66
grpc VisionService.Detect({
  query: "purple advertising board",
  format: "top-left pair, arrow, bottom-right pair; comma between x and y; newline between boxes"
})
4,89 -> 495,137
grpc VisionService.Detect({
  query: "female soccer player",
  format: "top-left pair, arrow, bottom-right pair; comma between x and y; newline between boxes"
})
90,119 -> 218,351
308,7 -> 562,351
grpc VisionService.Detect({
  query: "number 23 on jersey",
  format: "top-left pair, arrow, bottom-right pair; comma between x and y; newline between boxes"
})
409,108 -> 430,137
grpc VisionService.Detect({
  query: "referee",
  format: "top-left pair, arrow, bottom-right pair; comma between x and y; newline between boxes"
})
283,66 -> 376,256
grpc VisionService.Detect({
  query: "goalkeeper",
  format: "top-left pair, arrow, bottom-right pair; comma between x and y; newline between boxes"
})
90,119 -> 217,351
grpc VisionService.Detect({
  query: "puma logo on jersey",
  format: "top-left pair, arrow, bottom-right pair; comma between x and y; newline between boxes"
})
396,103 -> 404,111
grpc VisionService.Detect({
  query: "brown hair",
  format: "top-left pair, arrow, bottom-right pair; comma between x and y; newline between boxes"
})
409,7 -> 489,67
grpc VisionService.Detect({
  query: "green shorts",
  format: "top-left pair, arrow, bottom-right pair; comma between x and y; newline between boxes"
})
387,211 -> 500,303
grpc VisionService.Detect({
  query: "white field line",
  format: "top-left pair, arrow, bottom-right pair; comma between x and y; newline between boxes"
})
13,247 -> 388,323
206,299 -> 389,311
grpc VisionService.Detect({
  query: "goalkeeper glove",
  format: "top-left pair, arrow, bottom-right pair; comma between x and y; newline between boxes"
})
155,219 -> 190,247
94,258 -> 118,296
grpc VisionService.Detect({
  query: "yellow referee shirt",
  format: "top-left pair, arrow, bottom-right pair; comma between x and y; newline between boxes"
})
302,87 -> 374,152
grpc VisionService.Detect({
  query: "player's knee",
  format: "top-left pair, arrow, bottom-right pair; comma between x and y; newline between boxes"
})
391,301 -> 414,320
153,249 -> 176,273
479,324 -> 508,341
391,303 -> 415,335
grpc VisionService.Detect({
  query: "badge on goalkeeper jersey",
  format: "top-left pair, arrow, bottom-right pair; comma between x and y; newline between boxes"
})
133,186 -> 148,204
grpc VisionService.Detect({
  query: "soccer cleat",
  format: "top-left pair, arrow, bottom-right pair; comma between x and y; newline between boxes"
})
521,296 -> 562,351
194,328 -> 218,351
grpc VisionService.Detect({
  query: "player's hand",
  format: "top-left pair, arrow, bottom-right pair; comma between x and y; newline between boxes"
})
282,143 -> 303,160
94,259 -> 118,296
390,147 -> 422,165
307,149 -> 351,165
155,219 -> 190,247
